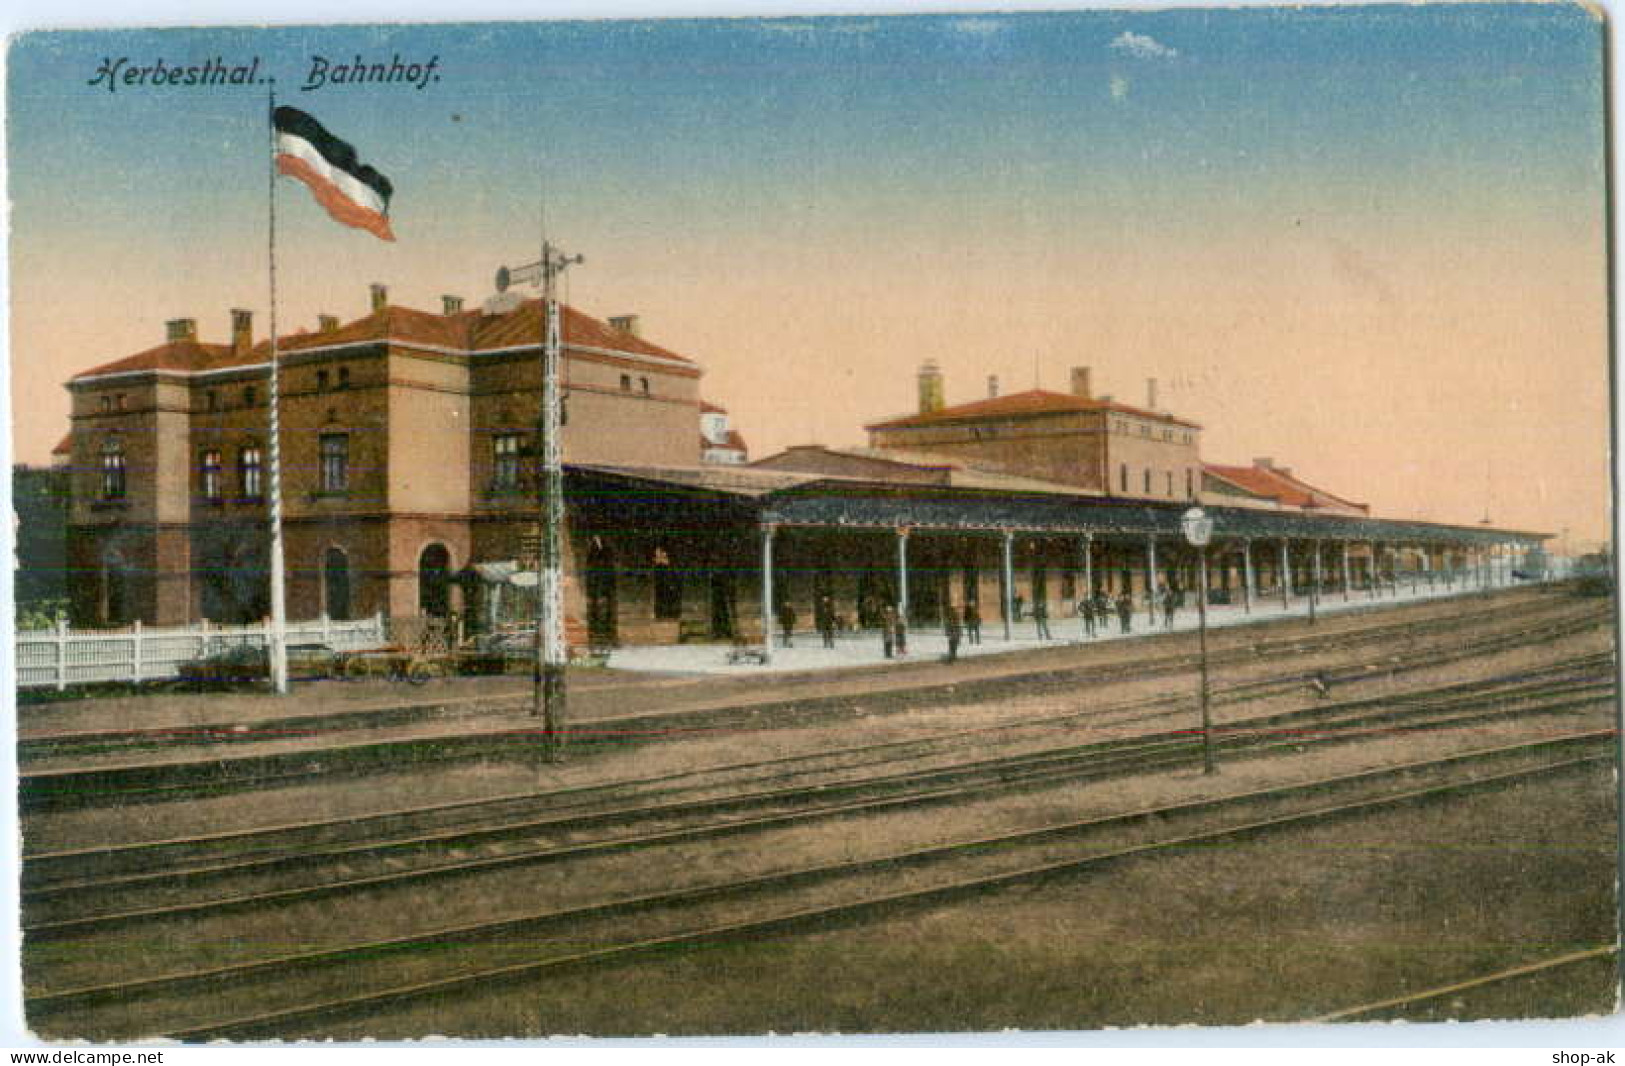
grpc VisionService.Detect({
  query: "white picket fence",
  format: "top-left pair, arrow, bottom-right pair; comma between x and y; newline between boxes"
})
15,613 -> 387,691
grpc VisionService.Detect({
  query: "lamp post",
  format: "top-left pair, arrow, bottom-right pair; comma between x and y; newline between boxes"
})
1182,507 -> 1216,775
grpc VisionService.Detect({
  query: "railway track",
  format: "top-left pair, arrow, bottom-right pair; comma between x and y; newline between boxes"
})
19,588 -> 1542,761
21,652 -> 1616,938
25,732 -> 1614,1041
17,596 -> 1609,812
1311,945 -> 1620,1023
22,611 -> 1612,899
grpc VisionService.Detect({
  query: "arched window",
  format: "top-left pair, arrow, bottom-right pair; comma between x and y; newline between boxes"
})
419,544 -> 452,617
238,443 -> 264,500
99,437 -> 126,500
200,449 -> 222,502
619,374 -> 632,392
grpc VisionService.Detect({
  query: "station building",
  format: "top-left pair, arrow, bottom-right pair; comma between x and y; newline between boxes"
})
60,284 -> 1545,647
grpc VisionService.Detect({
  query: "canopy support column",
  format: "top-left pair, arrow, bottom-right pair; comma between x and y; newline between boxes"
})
760,523 -> 776,664
1001,530 -> 1015,641
896,527 -> 910,627
1147,534 -> 1159,627
1242,539 -> 1255,614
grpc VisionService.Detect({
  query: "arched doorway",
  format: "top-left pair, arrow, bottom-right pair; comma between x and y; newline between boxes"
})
324,547 -> 352,620
585,539 -> 618,646
419,544 -> 452,617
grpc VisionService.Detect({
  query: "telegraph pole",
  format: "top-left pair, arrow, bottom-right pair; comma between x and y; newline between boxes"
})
497,238 -> 583,761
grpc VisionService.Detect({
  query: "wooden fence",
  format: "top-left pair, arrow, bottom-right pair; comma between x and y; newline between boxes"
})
14,613 -> 387,691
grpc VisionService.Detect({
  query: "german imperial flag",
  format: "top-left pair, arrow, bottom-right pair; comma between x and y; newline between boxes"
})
273,106 -> 395,241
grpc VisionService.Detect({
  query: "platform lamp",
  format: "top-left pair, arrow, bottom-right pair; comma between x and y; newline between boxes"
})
1182,507 -> 1217,775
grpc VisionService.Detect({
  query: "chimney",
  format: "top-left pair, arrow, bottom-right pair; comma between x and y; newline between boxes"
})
608,314 -> 642,337
318,314 -> 340,333
230,309 -> 252,354
917,359 -> 945,414
1070,366 -> 1092,399
441,295 -> 464,316
165,318 -> 197,343
1253,457 -> 1274,470
369,283 -> 388,312
987,374 -> 1000,399
1146,377 -> 1159,411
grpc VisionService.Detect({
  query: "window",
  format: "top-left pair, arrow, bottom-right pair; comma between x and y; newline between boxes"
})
200,449 -> 222,502
1061,571 -> 1076,600
239,444 -> 263,500
1186,468 -> 1194,499
317,369 -> 330,391
205,390 -> 218,412
244,386 -> 257,407
1166,471 -> 1173,496
99,438 -> 126,500
492,433 -> 523,490
620,374 -> 632,392
1143,468 -> 1151,494
320,433 -> 349,493
1119,464 -> 1128,493
99,396 -> 113,413
639,377 -> 650,394
115,394 -> 127,411
338,367 -> 350,388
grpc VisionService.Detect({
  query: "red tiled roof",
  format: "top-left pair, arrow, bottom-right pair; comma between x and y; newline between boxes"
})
72,338 -> 236,380
867,389 -> 1200,431
281,304 -> 474,353
72,298 -> 696,381
1204,462 -> 1367,513
51,433 -> 71,455
468,299 -> 694,364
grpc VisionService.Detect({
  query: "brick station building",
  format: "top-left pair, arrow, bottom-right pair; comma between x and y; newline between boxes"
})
60,284 -> 1544,646
62,284 -> 718,629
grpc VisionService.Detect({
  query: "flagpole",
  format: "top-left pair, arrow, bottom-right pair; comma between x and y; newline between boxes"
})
266,84 -> 290,695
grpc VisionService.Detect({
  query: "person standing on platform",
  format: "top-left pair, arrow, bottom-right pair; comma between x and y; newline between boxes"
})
1116,590 -> 1134,634
816,594 -> 836,649
894,610 -> 909,657
1078,594 -> 1096,639
1012,593 -> 1025,623
880,604 -> 896,659
1162,584 -> 1179,630
963,601 -> 981,645
778,601 -> 797,648
944,607 -> 962,662
1033,598 -> 1051,639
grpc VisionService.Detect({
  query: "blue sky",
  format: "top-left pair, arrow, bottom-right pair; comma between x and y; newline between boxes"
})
5,5 -> 1611,543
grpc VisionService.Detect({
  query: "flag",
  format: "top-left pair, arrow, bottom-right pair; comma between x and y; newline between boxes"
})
273,106 -> 395,241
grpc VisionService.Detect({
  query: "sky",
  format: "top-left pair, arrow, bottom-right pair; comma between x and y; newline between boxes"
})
5,4 -> 1611,547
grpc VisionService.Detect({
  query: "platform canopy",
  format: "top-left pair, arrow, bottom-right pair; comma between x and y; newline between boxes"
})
568,464 -> 1548,549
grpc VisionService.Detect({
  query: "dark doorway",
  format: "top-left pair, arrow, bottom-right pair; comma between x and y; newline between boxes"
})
709,570 -> 735,639
324,547 -> 351,620
419,544 -> 452,617
103,554 -> 130,626
585,540 -> 618,646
